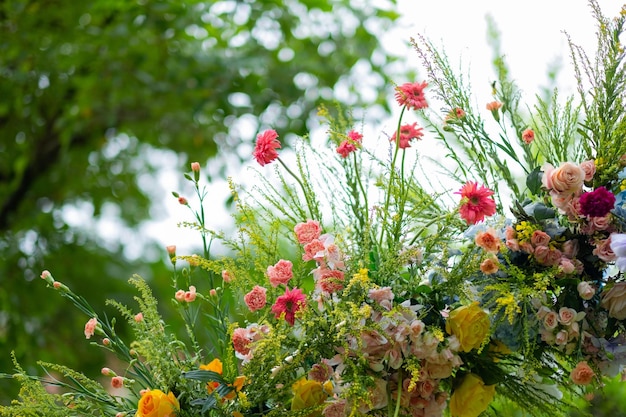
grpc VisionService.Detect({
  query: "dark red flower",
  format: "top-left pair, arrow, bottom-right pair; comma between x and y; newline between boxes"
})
579,187 -> 616,217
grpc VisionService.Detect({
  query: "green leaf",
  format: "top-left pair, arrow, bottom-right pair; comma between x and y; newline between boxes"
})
526,166 -> 543,196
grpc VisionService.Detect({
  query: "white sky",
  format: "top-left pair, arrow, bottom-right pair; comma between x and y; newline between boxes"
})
395,0 -> 623,97
137,0 -> 624,261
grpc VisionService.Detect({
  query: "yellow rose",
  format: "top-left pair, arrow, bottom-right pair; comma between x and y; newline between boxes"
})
445,302 -> 490,352
199,359 -> 245,400
449,374 -> 496,417
136,389 -> 179,417
291,378 -> 328,417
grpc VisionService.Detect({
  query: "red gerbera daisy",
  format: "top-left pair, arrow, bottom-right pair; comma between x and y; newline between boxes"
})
395,81 -> 429,110
253,129 -> 281,166
271,287 -> 306,326
455,181 -> 497,225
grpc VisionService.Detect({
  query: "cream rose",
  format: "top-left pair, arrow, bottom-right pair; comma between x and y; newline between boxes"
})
601,282 -> 626,320
577,281 -> 596,300
550,162 -> 585,194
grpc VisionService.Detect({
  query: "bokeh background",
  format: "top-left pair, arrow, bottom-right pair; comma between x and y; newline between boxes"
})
1,0 -> 624,414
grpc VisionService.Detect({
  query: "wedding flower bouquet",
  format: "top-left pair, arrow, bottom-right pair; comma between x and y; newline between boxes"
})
3,1 -> 626,416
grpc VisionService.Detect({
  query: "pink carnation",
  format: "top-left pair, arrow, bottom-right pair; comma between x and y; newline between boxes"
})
521,128 -> 535,144
244,285 -> 267,312
221,270 -> 233,283
336,130 -> 362,158
303,239 -> 325,262
111,376 -> 124,389
336,140 -> 357,158
184,285 -> 197,302
267,259 -> 293,287
232,327 -> 252,356
253,129 -> 281,166
84,317 -> 98,339
317,269 -> 345,294
294,220 -> 322,245
347,130 -> 363,143
486,101 -> 503,111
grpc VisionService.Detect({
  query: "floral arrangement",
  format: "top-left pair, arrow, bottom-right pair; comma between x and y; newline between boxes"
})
3,1 -> 626,417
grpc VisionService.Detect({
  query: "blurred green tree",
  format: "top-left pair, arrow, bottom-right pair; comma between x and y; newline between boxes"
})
0,0 -> 400,401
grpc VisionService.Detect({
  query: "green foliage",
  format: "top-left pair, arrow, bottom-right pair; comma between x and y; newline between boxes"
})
0,0 -> 401,402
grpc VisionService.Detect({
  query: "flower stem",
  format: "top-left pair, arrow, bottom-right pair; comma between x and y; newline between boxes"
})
379,106 -> 407,249
277,156 -> 317,220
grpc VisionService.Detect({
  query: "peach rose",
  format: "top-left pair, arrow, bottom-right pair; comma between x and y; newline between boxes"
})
579,160 -> 596,182
505,225 -> 517,240
475,228 -> 500,253
593,237 -> 616,262
586,215 -> 612,232
601,282 -> 626,320
570,361 -> 595,385
562,239 -> 579,259
559,258 -> 575,274
480,258 -> 499,275
506,239 -> 520,251
549,162 -> 585,194
530,230 -> 551,247
533,246 -> 550,265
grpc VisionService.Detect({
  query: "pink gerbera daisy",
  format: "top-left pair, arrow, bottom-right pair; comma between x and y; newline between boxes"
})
253,129 -> 281,166
271,287 -> 306,326
455,181 -> 497,225
391,123 -> 424,149
394,81 -> 428,110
